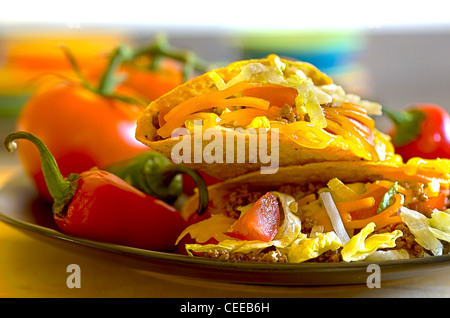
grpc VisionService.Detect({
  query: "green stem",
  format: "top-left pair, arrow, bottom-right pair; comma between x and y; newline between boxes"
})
133,34 -> 210,82
98,45 -> 134,96
59,45 -> 95,91
159,165 -> 209,215
3,131 -> 78,215
107,152 -> 209,215
382,107 -> 425,146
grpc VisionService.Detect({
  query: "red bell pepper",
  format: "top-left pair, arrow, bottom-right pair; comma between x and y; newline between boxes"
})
4,131 -> 190,251
383,104 -> 450,161
228,192 -> 280,242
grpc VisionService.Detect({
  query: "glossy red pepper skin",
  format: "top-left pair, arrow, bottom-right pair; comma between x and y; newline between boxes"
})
4,131 -> 189,252
55,170 -> 187,251
385,104 -> 450,161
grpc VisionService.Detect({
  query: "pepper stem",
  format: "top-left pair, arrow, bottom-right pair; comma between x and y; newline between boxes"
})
3,131 -> 78,216
382,107 -> 425,146
159,164 -> 209,216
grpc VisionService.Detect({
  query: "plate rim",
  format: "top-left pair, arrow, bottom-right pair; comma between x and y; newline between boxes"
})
1,173 -> 450,284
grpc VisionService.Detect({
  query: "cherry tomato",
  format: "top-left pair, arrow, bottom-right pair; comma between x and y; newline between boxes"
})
16,82 -> 148,201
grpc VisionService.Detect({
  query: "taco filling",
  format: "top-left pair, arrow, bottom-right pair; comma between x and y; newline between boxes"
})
177,161 -> 450,263
155,55 -> 385,160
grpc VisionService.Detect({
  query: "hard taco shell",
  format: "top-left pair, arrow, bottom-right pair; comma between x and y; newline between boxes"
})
136,57 -> 396,180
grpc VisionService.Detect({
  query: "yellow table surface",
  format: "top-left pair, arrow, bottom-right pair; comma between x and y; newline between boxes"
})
1,165 -> 450,298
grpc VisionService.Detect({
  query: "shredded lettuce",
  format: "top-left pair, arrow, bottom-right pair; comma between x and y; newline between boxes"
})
327,178 -> 360,202
185,239 -> 276,257
224,62 -> 287,89
320,84 -> 382,115
400,207 -> 443,256
267,54 -> 286,74
287,232 -> 342,263
292,77 -> 328,129
427,209 -> 450,243
364,249 -> 410,261
428,228 -> 450,244
430,209 -> 450,233
341,222 -> 403,262
399,207 -> 450,255
271,192 -> 302,246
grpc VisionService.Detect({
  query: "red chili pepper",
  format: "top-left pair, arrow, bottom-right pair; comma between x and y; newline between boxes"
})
383,104 -> 450,161
4,131 -> 189,251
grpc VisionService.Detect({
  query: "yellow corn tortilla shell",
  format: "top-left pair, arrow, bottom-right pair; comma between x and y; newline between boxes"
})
136,56 -> 397,180
181,160 -> 450,220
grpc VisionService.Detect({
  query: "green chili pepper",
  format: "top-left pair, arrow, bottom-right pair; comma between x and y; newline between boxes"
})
376,182 -> 398,214
107,152 -> 209,215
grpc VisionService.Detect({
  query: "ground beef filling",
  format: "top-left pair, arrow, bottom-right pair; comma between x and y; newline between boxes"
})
199,183 -> 450,263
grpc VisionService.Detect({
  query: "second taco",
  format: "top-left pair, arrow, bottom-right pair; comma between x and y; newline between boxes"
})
178,159 -> 450,263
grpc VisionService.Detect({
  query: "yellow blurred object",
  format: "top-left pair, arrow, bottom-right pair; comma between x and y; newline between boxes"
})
0,30 -> 127,94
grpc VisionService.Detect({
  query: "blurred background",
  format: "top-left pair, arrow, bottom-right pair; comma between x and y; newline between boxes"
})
1,0 -> 450,165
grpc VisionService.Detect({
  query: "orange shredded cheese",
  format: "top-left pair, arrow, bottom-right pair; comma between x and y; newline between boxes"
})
344,193 -> 403,230
336,197 -> 376,214
219,108 -> 278,127
163,81 -> 265,122
157,82 -> 271,138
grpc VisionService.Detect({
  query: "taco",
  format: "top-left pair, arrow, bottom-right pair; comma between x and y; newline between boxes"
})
177,158 -> 450,263
136,54 -> 398,180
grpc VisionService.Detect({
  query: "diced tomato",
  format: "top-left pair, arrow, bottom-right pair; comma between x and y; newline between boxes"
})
228,192 -> 280,242
243,84 -> 298,108
408,189 -> 449,217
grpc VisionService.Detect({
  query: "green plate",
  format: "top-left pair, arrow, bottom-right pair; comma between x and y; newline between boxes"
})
1,173 -> 450,286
